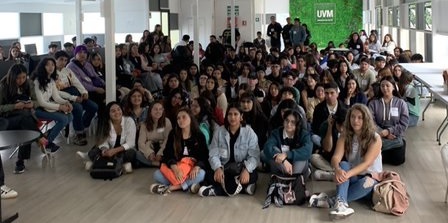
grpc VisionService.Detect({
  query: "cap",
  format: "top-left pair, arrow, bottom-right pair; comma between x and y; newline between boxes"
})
74,45 -> 88,55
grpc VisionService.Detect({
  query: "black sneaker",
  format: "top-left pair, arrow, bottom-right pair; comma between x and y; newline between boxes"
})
14,164 -> 25,174
45,143 -> 60,154
73,134 -> 87,146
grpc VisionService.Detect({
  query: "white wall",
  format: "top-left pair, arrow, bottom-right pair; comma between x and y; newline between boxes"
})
432,0 -> 448,63
169,0 -> 180,13
114,0 -> 149,33
179,0 -> 214,47
264,0 -> 289,13
177,0 -> 290,48
214,0 -> 254,43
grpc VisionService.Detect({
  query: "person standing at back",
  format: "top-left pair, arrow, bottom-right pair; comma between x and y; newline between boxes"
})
282,17 -> 293,48
267,16 -> 283,50
289,18 -> 306,51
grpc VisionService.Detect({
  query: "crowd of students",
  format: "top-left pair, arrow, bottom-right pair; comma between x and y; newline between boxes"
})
0,20 -> 423,220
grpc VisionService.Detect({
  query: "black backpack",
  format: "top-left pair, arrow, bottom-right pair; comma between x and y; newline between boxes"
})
90,155 -> 123,180
262,174 -> 308,209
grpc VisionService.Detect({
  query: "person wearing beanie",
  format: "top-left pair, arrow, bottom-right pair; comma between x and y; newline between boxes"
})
67,45 -> 106,115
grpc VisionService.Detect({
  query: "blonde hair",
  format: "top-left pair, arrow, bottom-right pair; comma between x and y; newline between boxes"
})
343,104 -> 377,158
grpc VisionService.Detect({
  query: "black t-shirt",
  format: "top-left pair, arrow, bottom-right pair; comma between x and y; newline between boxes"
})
229,127 -> 240,163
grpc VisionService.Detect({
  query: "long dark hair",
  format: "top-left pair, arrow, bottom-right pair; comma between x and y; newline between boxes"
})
96,101 -> 122,146
282,109 -> 305,148
144,101 -> 167,132
123,88 -> 148,116
378,76 -> 401,98
0,64 -> 30,103
239,92 -> 265,125
32,57 -> 57,91
173,108 -> 200,159
270,99 -> 301,131
224,103 -> 245,129
398,70 -> 414,97
192,97 -> 216,141
266,82 -> 281,102
341,76 -> 361,98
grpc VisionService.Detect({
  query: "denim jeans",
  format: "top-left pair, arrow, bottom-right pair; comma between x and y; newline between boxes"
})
35,109 -> 73,143
269,160 -> 308,175
336,161 -> 378,203
71,99 -> 98,132
408,114 -> 419,127
153,168 -> 205,191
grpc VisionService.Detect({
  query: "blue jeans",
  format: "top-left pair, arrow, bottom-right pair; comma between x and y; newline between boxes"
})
269,160 -> 308,175
35,109 -> 73,143
71,99 -> 98,132
408,114 -> 419,127
336,161 -> 378,203
153,168 -> 206,191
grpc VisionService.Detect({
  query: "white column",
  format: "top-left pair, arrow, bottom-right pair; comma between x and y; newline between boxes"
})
230,0 -> 235,49
193,0 -> 200,66
102,0 -> 116,103
75,0 -> 83,45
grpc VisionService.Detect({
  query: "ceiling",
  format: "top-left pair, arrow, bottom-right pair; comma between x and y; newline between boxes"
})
0,0 -> 97,5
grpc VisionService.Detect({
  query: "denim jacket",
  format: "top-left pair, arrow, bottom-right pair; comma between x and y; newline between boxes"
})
209,125 -> 260,173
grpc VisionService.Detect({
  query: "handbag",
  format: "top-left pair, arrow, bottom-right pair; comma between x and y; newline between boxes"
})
262,174 -> 308,208
223,162 -> 243,176
90,155 -> 123,180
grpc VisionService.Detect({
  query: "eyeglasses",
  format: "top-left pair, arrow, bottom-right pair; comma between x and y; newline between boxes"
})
284,119 -> 296,125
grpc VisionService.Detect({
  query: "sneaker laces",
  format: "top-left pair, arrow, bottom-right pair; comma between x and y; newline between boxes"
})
158,185 -> 170,195
1,185 -> 12,193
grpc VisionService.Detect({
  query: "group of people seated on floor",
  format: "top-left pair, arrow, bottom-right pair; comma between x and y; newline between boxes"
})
0,24 -> 422,219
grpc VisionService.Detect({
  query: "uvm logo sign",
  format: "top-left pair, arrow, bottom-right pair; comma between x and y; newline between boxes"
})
315,3 -> 336,24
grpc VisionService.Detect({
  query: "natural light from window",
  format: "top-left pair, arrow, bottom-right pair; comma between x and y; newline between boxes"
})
0,13 -> 20,39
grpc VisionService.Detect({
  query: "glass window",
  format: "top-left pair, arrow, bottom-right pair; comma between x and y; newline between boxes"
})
82,13 -> 105,34
409,4 -> 417,29
375,7 -> 382,28
43,13 -> 63,36
395,7 -> 400,27
0,13 -> 20,39
388,8 -> 393,26
424,2 -> 432,31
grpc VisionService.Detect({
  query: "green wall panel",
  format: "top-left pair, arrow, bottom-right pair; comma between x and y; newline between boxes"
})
290,0 -> 363,48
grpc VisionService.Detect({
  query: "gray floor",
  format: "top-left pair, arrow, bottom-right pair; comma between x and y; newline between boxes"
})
1,99 -> 448,223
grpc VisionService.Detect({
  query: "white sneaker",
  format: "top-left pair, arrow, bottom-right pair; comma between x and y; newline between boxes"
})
123,162 -> 133,174
85,161 -> 93,171
313,170 -> 334,181
76,151 -> 89,161
190,183 -> 201,194
329,199 -> 354,220
1,185 -> 18,199
309,192 -> 330,208
150,183 -> 170,195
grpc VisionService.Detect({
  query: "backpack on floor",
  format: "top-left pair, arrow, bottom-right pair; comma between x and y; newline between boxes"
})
90,155 -> 123,181
372,171 -> 409,216
262,174 -> 307,209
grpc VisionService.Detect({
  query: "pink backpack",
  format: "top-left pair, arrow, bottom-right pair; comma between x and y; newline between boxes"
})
372,171 -> 409,216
